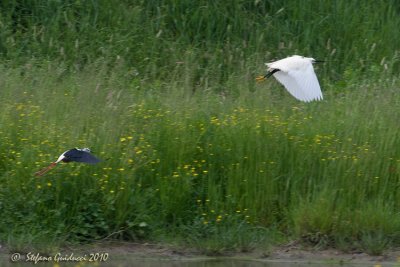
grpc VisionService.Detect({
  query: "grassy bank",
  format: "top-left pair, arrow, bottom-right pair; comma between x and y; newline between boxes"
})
0,0 -> 400,256
1,1 -> 400,80
0,63 -> 399,255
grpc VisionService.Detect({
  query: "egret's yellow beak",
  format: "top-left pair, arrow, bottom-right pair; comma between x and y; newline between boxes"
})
256,75 -> 266,82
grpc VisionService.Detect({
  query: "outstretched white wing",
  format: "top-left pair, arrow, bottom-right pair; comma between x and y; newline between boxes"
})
272,65 -> 323,102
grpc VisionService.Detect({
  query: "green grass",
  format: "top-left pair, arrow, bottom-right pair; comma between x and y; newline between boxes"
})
0,0 -> 400,256
1,1 -> 400,79
0,63 -> 399,254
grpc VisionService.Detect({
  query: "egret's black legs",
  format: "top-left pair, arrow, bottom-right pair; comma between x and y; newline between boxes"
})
265,68 -> 280,78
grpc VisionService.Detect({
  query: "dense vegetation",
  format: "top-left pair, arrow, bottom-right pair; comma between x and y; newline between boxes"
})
0,0 -> 400,255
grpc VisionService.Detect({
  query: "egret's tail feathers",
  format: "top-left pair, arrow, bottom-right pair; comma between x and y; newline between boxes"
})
35,162 -> 57,177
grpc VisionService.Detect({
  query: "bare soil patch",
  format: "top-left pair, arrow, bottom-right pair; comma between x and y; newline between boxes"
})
62,241 -> 400,265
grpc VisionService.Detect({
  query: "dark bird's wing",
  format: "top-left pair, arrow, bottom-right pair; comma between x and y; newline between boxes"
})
64,149 -> 101,164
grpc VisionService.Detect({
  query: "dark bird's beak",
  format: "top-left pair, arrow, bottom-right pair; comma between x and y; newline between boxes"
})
313,60 -> 325,63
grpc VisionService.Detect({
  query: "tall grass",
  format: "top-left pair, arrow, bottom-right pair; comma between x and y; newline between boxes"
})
1,1 -> 400,79
1,62 -> 399,253
0,0 -> 400,255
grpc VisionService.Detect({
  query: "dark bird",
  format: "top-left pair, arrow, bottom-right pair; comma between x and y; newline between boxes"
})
35,148 -> 101,176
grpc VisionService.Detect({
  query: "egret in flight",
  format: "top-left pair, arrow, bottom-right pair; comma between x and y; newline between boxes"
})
257,55 -> 323,102
35,148 -> 101,176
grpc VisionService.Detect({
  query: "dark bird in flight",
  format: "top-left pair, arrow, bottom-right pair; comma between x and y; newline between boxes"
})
35,148 -> 101,176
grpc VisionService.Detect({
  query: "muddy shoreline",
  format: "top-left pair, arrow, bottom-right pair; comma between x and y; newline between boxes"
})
107,242 -> 400,265
2,241 -> 398,266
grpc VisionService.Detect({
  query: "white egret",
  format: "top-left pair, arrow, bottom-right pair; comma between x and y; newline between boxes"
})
257,55 -> 323,102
